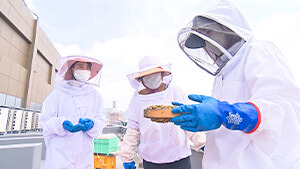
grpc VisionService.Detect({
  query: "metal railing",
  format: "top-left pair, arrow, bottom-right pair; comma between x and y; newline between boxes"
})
0,106 -> 42,135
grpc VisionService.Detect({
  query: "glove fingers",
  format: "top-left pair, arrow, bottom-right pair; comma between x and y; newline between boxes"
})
71,124 -> 83,133
82,118 -> 92,123
188,94 -> 206,103
79,118 -> 84,123
84,123 -> 92,129
64,127 -> 72,132
63,121 -> 74,132
172,104 -> 193,114
89,121 -> 94,128
82,121 -> 94,132
82,119 -> 89,123
65,124 -> 73,128
171,113 -> 194,123
123,161 -> 135,169
64,120 -> 73,127
172,102 -> 183,106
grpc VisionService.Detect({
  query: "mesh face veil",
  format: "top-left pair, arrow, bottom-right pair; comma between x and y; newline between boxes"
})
142,72 -> 163,90
55,55 -> 103,87
127,55 -> 172,90
177,16 -> 245,76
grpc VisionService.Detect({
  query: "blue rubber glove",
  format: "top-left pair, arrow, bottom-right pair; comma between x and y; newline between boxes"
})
72,124 -> 84,133
171,95 -> 260,133
63,120 -> 83,133
79,118 -> 94,132
123,161 -> 136,169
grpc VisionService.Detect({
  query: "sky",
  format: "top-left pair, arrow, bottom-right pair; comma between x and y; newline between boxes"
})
24,0 -> 300,112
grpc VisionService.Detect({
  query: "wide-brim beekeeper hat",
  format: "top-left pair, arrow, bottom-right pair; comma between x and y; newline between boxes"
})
55,55 -> 103,86
127,55 -> 171,89
135,56 -> 171,80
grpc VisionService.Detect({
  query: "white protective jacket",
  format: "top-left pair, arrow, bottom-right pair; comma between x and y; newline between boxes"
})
199,1 -> 300,169
123,84 -> 194,164
40,56 -> 106,169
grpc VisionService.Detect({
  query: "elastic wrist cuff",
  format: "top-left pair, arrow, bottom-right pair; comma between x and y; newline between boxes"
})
245,102 -> 261,134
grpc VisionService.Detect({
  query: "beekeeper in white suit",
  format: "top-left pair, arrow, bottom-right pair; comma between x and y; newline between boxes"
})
119,55 -> 206,169
171,0 -> 300,168
40,55 -> 106,169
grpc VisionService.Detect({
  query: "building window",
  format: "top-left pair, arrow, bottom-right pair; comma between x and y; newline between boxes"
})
15,97 -> 23,108
0,93 -> 6,105
6,95 -> 16,106
30,101 -> 36,110
30,101 -> 41,111
36,103 -> 42,111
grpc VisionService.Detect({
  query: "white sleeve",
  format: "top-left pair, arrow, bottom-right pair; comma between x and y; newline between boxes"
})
185,131 -> 206,152
40,90 -> 68,140
125,97 -> 139,131
244,41 -> 298,154
86,93 -> 107,138
118,128 -> 140,163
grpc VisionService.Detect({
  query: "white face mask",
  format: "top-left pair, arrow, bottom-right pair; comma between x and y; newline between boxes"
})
73,70 -> 91,82
142,73 -> 163,90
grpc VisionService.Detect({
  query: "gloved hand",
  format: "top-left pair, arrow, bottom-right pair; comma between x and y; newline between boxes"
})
79,118 -> 94,132
63,120 -> 83,133
171,94 -> 260,133
123,161 -> 136,169
171,95 -> 222,132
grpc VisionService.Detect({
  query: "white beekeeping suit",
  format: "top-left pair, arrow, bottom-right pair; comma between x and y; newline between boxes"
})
119,55 -> 205,169
175,0 -> 300,168
40,55 -> 106,169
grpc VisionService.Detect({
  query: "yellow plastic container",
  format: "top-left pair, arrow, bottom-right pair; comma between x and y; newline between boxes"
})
94,154 -> 116,169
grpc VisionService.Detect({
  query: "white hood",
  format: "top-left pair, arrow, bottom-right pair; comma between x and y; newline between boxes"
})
199,0 -> 253,41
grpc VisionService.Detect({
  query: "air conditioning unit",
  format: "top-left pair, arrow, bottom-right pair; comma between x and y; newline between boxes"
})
25,111 -> 34,130
12,109 -> 24,132
6,109 -> 15,132
21,110 -> 27,131
33,112 -> 41,130
0,107 -> 9,133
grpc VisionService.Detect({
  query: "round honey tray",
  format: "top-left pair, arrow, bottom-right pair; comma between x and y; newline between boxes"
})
144,105 -> 182,123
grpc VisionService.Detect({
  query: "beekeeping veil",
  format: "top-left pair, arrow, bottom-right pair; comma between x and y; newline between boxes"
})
55,55 -> 103,87
177,0 -> 252,76
127,55 -> 172,91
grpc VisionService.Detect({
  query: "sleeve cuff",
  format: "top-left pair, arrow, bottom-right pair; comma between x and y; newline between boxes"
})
245,102 -> 261,134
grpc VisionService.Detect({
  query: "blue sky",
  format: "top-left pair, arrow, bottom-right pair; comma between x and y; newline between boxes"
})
25,0 -> 300,111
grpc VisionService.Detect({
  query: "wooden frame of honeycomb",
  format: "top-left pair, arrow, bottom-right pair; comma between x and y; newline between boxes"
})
144,105 -> 182,123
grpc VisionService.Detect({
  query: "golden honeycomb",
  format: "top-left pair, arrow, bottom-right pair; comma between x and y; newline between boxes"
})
144,105 -> 182,123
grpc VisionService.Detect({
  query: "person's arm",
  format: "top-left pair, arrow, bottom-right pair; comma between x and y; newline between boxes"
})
242,42 -> 293,154
40,90 -> 68,140
185,131 -> 206,152
85,94 -> 107,138
119,128 -> 140,163
171,95 -> 261,133
172,42 -> 293,155
119,97 -> 140,165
